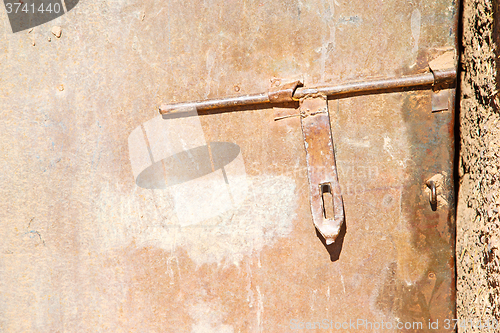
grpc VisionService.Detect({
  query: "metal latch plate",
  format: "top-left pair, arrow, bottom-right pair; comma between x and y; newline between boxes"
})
300,95 -> 344,245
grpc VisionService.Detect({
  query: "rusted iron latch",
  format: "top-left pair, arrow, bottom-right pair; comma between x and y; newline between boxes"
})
157,52 -> 457,245
300,95 -> 344,244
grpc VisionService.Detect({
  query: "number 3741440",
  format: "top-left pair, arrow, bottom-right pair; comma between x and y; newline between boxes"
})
5,2 -> 61,14
444,319 -> 498,330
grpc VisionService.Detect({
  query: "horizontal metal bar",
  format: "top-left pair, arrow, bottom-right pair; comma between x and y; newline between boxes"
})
160,93 -> 270,115
294,72 -> 437,99
159,69 -> 456,116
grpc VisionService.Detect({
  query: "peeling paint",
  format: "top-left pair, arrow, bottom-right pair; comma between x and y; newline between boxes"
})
95,175 -> 296,266
189,301 -> 234,333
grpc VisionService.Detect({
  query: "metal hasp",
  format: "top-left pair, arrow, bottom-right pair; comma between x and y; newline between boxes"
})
299,95 -> 344,245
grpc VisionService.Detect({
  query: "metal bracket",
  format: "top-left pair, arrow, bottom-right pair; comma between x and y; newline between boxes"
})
300,95 -> 344,245
268,80 -> 302,103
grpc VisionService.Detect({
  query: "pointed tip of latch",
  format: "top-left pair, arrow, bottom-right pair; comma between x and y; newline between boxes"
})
317,222 -> 342,246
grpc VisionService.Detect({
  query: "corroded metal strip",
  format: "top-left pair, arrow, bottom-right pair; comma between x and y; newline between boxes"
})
159,69 -> 456,116
299,95 -> 344,245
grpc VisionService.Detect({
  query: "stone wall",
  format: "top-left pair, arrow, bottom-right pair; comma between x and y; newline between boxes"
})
457,0 -> 500,330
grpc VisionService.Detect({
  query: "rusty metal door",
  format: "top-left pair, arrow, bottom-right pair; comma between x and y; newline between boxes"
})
129,1 -> 458,330
1,0 -> 457,331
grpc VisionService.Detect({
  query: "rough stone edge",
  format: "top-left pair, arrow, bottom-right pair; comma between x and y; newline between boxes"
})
457,0 -> 500,331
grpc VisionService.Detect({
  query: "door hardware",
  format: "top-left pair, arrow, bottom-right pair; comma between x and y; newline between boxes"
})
158,53 -> 456,244
300,95 -> 344,244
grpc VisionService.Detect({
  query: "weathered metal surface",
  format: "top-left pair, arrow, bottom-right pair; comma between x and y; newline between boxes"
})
160,70 -> 456,116
329,88 -> 456,332
300,95 -> 344,245
0,0 -> 457,331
